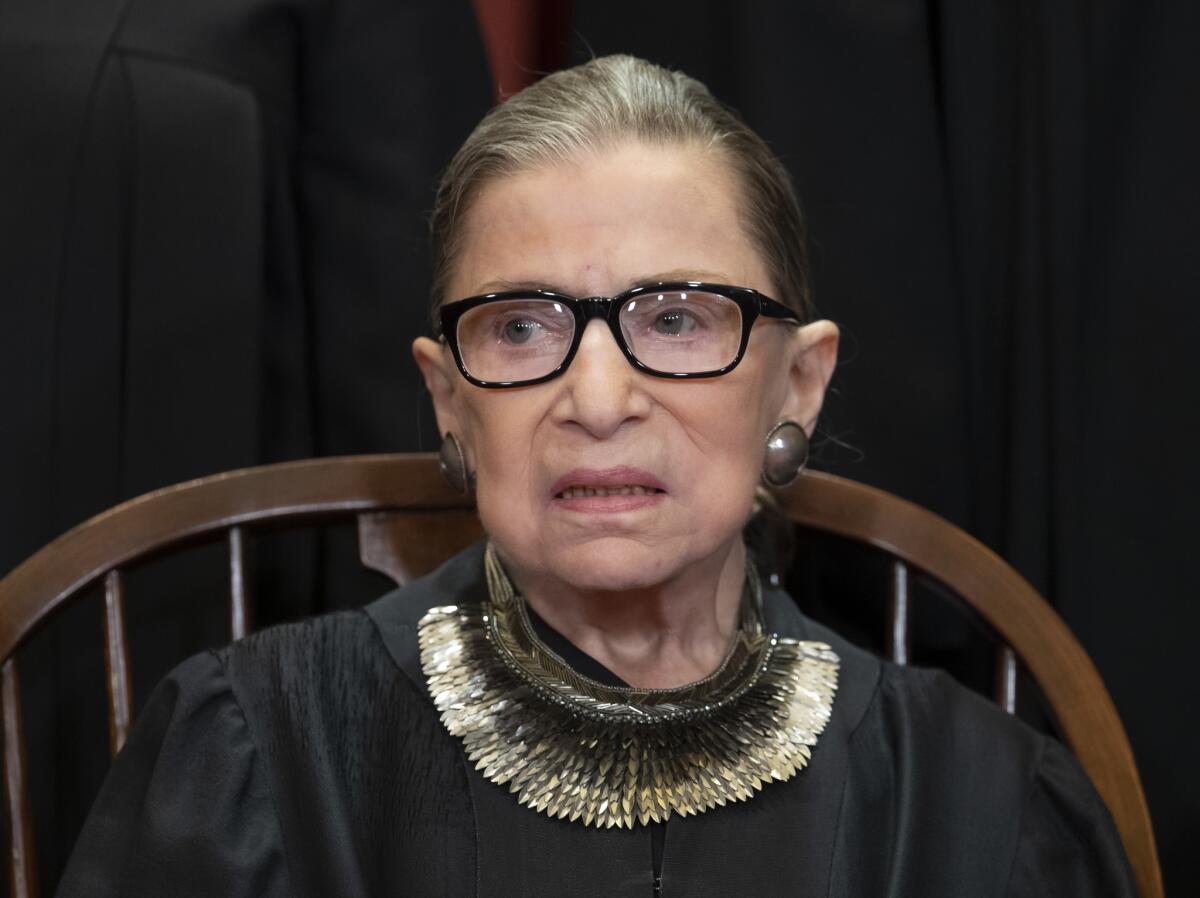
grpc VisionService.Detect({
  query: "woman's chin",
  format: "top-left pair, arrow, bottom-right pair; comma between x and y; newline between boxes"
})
531,536 -> 722,594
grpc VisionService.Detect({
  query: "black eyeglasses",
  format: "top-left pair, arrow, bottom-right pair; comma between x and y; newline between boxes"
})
438,281 -> 801,388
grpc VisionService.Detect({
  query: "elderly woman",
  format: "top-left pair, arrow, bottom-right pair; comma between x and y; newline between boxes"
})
59,55 -> 1134,897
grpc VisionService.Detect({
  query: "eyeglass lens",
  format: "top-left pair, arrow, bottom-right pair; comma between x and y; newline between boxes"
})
454,291 -> 745,382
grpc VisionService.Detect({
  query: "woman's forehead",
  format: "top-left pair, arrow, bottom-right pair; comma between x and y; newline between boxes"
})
468,268 -> 741,297
449,143 -> 770,300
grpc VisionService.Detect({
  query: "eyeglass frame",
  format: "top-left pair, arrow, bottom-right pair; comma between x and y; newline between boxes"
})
437,281 -> 802,388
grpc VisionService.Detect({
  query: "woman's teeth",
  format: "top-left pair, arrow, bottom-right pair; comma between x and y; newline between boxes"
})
558,485 -> 657,499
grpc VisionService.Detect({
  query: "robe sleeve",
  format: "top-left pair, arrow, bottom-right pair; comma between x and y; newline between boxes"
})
1006,737 -> 1138,897
56,650 -> 291,898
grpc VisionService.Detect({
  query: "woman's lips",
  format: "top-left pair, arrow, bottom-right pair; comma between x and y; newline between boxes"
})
549,466 -> 667,513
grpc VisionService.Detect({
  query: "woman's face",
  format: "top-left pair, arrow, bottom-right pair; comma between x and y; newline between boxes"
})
414,142 -> 838,593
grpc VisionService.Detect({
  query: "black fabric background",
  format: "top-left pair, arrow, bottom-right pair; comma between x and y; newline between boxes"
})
568,0 -> 1200,891
2,0 -> 1197,894
0,0 -> 491,891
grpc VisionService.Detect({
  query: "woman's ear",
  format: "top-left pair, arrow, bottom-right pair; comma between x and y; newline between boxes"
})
779,320 -> 840,436
412,336 -> 464,439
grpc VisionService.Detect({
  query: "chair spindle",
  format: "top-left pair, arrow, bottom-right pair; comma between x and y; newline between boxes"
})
228,526 -> 252,640
995,645 -> 1018,714
102,570 -> 132,756
2,659 -> 38,898
888,560 -> 911,665
358,510 -> 485,588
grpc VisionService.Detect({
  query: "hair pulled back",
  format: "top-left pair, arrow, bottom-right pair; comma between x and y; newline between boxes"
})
429,54 -> 814,327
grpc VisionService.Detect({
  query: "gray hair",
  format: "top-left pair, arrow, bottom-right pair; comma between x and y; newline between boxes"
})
428,54 -> 814,327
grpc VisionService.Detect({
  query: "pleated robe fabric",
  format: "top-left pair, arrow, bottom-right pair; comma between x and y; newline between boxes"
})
57,543 -> 1135,897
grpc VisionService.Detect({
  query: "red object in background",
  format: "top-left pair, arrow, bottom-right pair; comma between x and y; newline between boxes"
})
471,0 -> 572,101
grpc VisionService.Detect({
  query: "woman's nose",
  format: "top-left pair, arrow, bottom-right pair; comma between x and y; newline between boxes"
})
553,319 -> 649,438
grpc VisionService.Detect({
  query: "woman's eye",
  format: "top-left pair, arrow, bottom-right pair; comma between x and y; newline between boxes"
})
652,309 -> 700,336
501,318 -> 542,344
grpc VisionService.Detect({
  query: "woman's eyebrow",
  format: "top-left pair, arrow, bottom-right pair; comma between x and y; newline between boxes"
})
632,268 -> 734,286
472,269 -> 736,296
473,278 -> 570,294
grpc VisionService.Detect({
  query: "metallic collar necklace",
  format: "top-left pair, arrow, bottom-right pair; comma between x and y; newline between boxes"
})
417,543 -> 839,828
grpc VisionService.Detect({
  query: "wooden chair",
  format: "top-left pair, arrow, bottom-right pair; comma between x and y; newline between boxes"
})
0,453 -> 1162,898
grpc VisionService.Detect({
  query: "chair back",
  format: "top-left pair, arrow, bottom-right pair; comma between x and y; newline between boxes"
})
0,453 -> 1162,898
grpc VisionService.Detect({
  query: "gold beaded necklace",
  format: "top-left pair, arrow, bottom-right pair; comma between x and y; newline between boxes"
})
418,543 -> 839,828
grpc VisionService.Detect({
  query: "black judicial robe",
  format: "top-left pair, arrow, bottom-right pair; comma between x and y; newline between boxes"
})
57,544 -> 1136,897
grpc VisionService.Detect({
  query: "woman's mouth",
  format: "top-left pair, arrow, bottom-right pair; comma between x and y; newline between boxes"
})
549,467 -> 668,512
556,484 -> 662,499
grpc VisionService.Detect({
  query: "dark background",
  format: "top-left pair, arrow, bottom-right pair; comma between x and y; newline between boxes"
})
2,0 -> 1197,893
